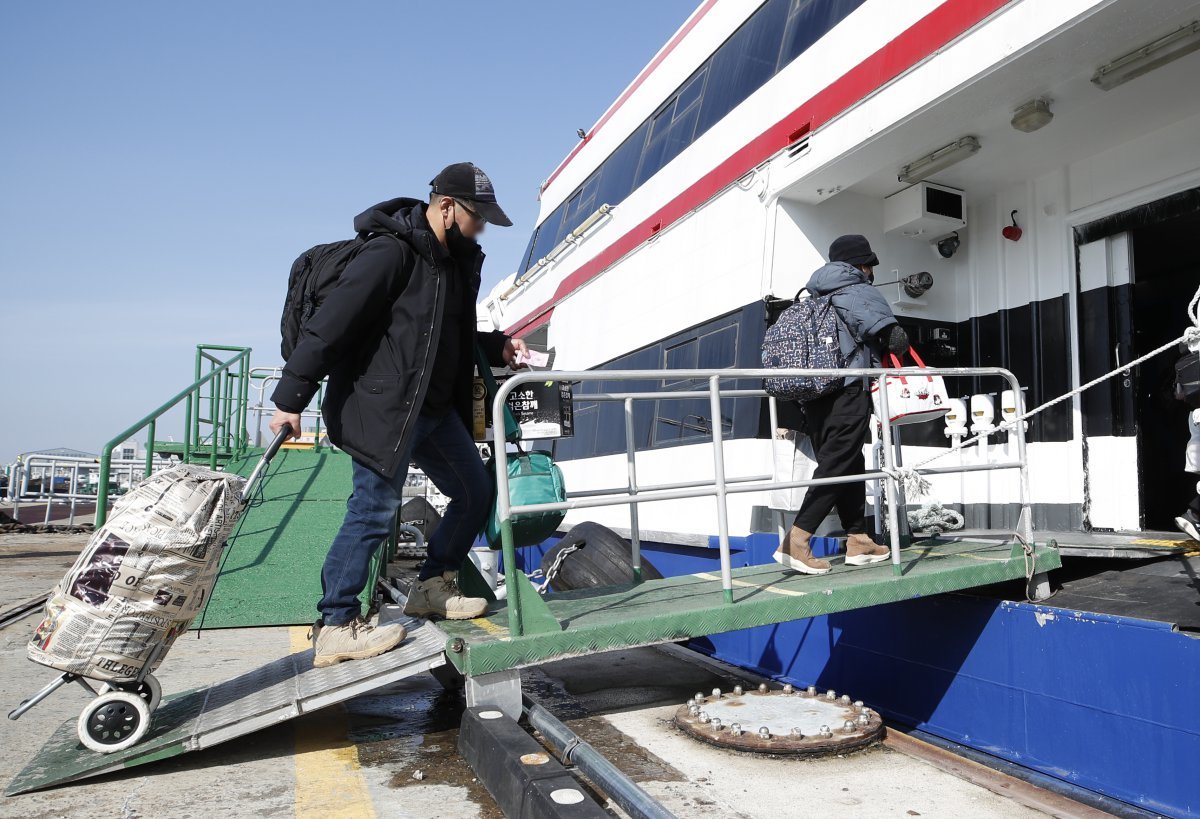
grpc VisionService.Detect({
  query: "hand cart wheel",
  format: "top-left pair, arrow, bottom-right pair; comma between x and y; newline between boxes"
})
99,673 -> 162,713
76,691 -> 151,753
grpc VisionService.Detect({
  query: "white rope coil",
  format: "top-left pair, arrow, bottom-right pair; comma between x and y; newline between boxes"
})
908,503 -> 965,534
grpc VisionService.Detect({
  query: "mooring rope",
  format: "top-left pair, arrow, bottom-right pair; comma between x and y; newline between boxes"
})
887,283 -> 1200,504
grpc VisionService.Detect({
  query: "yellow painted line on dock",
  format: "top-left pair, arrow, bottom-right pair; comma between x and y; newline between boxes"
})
692,572 -> 809,597
289,627 -> 378,819
1129,538 -> 1191,547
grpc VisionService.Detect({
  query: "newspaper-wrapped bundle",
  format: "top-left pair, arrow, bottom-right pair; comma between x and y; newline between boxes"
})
27,464 -> 247,682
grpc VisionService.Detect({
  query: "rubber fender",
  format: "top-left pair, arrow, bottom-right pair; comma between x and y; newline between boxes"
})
400,496 -> 442,541
540,522 -> 663,592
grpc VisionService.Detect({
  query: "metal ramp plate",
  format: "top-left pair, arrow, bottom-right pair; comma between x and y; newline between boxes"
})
7,616 -> 447,795
440,540 -> 1061,676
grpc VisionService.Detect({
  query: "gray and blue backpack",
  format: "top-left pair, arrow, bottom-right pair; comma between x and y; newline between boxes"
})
761,287 -> 850,403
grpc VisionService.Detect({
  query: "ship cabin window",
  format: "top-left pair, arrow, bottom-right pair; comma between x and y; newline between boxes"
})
636,67 -> 708,188
696,0 -> 789,136
520,0 -> 867,276
552,310 -> 759,462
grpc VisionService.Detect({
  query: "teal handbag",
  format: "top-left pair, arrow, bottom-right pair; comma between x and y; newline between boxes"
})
475,345 -> 567,549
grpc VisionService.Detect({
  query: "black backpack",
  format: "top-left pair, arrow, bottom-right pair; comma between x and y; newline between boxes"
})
279,234 -> 400,359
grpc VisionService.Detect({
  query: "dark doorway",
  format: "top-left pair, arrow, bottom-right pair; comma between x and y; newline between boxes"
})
1131,211 -> 1200,530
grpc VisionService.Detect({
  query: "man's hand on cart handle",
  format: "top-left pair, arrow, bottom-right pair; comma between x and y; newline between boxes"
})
270,409 -> 302,441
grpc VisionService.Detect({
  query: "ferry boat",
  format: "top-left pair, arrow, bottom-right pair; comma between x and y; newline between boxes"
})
479,1 -> 1200,814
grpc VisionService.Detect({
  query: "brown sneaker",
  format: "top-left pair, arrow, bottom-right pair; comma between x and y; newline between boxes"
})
404,572 -> 488,620
312,616 -> 407,668
845,533 -> 890,565
772,527 -> 831,575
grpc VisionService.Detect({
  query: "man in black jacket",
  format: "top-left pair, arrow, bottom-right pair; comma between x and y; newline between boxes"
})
270,163 -> 525,667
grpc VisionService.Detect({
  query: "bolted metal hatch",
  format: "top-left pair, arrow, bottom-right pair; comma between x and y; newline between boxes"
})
674,683 -> 884,755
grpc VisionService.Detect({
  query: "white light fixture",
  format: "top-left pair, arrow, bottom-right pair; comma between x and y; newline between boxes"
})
897,137 -> 981,185
1091,21 -> 1200,91
1010,98 -> 1054,133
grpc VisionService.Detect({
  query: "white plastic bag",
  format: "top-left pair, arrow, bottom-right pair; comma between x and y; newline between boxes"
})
770,430 -> 817,510
1186,408 -> 1200,474
871,348 -> 950,426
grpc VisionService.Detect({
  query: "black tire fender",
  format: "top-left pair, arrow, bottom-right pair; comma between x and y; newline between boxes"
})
540,521 -> 663,592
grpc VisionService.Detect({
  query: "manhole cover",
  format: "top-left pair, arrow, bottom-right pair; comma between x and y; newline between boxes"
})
673,683 -> 883,755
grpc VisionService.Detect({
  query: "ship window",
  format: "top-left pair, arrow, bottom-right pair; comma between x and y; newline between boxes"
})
518,0 -> 869,276
696,0 -> 789,136
594,121 -> 649,214
635,66 -> 707,187
528,201 -> 566,267
558,172 -> 601,244
698,324 -> 737,370
778,0 -> 867,68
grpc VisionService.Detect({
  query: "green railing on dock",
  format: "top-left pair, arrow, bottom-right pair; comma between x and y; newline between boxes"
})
95,345 -> 252,527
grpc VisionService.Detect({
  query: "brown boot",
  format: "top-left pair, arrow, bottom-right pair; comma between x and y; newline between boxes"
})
845,533 -> 889,565
772,527 -> 831,575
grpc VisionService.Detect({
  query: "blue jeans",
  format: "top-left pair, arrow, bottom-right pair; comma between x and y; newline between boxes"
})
318,412 -> 492,626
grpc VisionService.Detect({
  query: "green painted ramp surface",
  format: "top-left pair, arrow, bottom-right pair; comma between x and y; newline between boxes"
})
199,447 -> 353,628
441,540 -> 1062,676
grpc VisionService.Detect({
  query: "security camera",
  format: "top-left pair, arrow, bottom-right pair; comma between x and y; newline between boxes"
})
901,271 -> 934,298
933,232 -> 961,259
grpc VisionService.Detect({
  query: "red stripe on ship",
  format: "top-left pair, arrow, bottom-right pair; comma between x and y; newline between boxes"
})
507,0 -> 1011,337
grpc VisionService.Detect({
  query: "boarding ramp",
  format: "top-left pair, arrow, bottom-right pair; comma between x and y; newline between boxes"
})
443,365 -> 1059,714
8,360 -> 1059,794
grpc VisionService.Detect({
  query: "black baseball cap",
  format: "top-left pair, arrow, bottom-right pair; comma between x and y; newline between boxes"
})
430,162 -> 512,227
829,234 -> 880,267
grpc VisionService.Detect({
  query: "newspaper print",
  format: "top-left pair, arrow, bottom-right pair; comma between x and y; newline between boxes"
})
27,464 -> 247,682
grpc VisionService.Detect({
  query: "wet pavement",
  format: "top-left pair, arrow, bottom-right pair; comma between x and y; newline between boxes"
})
0,533 -> 1065,818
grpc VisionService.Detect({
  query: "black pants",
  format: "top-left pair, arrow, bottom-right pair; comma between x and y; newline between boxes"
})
793,382 -> 870,535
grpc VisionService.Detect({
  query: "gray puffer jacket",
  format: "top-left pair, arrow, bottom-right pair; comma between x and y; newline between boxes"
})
805,261 -> 899,386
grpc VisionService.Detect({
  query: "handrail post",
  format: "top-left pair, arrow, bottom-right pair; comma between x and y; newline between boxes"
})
144,420 -> 156,478
210,362 -> 221,470
192,348 -> 203,462
707,375 -> 734,604
623,397 -> 641,583
492,381 -> 523,637
95,444 -> 114,528
875,377 -> 904,576
1009,373 -> 1034,545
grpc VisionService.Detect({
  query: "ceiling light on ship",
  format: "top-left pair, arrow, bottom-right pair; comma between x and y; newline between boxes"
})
1010,98 -> 1053,133
1091,20 -> 1200,91
897,137 -> 981,185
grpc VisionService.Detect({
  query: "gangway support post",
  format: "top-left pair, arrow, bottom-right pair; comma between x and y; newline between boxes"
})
624,397 -> 643,583
875,375 -> 905,576
708,376 -> 735,604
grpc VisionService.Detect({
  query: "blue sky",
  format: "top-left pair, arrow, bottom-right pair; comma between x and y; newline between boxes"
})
0,1 -> 697,464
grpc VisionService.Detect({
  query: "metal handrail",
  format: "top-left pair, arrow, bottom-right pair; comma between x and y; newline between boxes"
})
94,345 -> 251,527
6,454 -> 171,525
492,366 -> 1035,638
246,367 -> 326,448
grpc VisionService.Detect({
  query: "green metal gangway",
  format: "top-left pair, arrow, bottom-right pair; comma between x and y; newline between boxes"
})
8,349 -> 1060,792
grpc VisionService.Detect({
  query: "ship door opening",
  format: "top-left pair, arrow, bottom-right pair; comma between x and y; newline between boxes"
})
1077,188 -> 1200,532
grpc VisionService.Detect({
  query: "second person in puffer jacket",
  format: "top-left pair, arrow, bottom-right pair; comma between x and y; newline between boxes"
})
773,234 -> 909,574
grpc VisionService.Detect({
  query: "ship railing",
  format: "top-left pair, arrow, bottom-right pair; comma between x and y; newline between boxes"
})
92,345 -> 252,528
245,367 -> 327,448
492,366 -> 1035,638
4,453 -> 172,526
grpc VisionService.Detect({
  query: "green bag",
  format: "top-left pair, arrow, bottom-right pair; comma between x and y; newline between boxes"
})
484,449 -> 567,549
475,345 -> 567,549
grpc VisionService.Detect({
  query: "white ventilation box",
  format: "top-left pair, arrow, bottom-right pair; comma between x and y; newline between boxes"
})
884,182 -> 966,238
